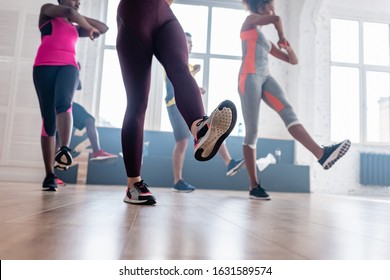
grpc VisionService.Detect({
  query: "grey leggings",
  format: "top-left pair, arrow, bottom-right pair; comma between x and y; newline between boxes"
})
238,74 -> 300,147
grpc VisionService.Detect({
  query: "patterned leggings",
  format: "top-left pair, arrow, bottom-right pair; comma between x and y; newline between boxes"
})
238,74 -> 300,147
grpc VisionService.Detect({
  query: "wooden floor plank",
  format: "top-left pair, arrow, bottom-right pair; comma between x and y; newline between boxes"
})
1,182 -> 390,260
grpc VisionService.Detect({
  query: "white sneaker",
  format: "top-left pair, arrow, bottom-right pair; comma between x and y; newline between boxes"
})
194,100 -> 237,161
123,181 -> 156,205
256,153 -> 276,171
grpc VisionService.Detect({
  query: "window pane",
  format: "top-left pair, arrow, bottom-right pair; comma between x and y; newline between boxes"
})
331,66 -> 360,142
210,7 -> 247,56
171,4 -> 208,53
99,49 -> 126,127
366,71 -> 390,142
363,22 -> 389,66
105,0 -> 120,46
331,19 -> 359,63
208,58 -> 243,136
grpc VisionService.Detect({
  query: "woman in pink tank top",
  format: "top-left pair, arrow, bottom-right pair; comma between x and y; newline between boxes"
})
33,0 -> 108,191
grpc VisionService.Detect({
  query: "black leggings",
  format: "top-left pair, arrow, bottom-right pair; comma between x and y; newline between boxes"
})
33,65 -> 79,136
117,0 -> 205,177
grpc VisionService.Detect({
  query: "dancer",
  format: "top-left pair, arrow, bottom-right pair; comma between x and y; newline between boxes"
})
72,63 -> 118,161
117,0 -> 237,205
239,0 -> 350,200
33,0 -> 108,191
165,32 -> 244,192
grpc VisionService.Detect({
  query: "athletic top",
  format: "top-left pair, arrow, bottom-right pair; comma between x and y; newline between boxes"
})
165,64 -> 195,107
239,27 -> 271,77
34,18 -> 79,68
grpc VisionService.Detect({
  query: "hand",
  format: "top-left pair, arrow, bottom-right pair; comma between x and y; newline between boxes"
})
88,27 -> 100,40
277,37 -> 288,49
193,64 -> 201,74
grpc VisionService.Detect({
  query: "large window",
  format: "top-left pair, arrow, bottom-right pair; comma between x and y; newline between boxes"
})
99,0 -> 246,135
331,18 -> 390,144
161,2 -> 246,135
99,0 -> 124,128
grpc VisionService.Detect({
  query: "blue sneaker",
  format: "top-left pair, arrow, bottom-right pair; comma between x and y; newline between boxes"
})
249,184 -> 271,200
226,158 -> 245,176
172,180 -> 196,193
318,139 -> 351,170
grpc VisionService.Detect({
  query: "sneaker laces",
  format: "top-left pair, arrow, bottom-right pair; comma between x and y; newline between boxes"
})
194,116 -> 209,145
196,116 -> 209,127
133,180 -> 151,194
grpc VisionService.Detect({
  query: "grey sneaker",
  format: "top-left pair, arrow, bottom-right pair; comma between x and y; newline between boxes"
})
318,139 -> 351,170
249,184 -> 271,200
123,180 -> 156,205
194,100 -> 237,161
172,179 -> 196,193
226,158 -> 245,176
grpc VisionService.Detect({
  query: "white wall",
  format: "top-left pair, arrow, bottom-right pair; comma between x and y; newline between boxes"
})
0,0 -> 389,196
297,0 -> 390,195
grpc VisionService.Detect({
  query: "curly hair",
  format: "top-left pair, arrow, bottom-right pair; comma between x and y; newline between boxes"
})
242,0 -> 273,14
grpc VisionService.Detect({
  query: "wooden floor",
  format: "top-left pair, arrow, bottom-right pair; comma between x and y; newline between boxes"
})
1,182 -> 390,260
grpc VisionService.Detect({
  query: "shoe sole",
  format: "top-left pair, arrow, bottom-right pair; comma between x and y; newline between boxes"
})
226,160 -> 246,176
54,164 -> 70,170
249,195 -> 271,200
322,139 -> 351,170
123,196 -> 156,205
195,100 -> 237,161
42,186 -> 57,191
55,150 -> 73,170
90,155 -> 118,161
171,188 -> 195,193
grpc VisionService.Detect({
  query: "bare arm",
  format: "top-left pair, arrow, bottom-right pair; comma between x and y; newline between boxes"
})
40,4 -> 99,40
269,41 -> 298,65
78,16 -> 109,38
242,14 -> 285,42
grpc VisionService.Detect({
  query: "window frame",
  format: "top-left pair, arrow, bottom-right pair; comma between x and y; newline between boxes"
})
330,17 -> 390,145
98,0 -> 246,130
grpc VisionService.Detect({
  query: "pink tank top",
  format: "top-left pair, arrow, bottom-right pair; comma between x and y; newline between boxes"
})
34,18 -> 79,67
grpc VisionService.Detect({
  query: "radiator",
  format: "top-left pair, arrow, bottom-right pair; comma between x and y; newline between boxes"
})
360,153 -> 390,186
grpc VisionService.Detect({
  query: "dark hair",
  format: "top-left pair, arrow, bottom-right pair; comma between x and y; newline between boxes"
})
185,32 -> 192,38
242,0 -> 272,14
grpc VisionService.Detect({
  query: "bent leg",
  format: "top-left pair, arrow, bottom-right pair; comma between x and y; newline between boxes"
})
262,76 -> 323,159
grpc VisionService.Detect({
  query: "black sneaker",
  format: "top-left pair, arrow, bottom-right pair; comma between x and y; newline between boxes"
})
249,184 -> 271,200
123,180 -> 156,205
194,100 -> 237,161
318,139 -> 351,170
42,173 -> 57,191
54,146 -> 73,170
